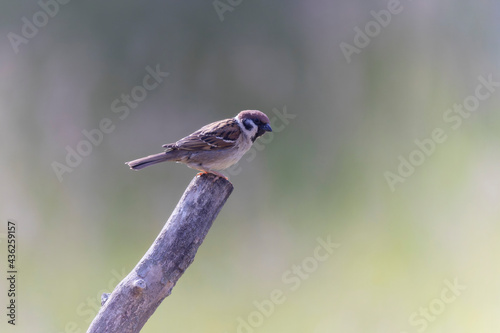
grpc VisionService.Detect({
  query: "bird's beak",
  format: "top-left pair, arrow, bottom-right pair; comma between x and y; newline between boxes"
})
261,123 -> 272,132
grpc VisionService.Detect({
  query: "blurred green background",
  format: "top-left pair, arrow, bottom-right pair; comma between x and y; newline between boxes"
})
1,1 -> 500,332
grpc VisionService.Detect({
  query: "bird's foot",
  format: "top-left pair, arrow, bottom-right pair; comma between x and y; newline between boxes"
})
196,171 -> 229,181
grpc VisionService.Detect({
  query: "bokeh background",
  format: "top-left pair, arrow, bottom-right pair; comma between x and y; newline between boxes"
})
1,1 -> 500,332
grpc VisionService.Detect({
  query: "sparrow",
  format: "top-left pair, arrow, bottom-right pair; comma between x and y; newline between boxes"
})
125,110 -> 272,179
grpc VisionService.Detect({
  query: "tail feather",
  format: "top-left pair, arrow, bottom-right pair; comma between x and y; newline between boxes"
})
126,152 -> 174,170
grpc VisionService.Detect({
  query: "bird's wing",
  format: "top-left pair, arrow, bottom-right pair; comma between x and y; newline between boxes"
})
163,119 -> 241,151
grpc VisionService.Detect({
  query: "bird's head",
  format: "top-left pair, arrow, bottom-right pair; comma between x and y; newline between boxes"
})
236,110 -> 272,142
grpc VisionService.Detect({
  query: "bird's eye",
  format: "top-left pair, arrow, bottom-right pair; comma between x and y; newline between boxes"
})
254,119 -> 261,125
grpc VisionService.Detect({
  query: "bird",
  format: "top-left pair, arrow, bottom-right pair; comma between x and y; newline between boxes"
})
125,110 -> 273,179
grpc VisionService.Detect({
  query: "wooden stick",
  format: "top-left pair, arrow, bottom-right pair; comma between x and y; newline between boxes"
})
87,173 -> 234,333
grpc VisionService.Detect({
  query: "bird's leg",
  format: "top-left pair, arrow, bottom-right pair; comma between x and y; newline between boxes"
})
188,163 -> 229,181
195,169 -> 228,181
209,170 -> 229,180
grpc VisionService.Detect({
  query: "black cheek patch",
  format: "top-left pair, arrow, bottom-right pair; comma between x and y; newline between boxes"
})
243,119 -> 254,131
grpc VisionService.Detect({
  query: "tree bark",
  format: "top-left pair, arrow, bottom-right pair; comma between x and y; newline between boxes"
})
87,173 -> 234,333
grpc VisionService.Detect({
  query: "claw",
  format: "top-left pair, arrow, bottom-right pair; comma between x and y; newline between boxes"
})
196,171 -> 228,181
210,171 -> 229,181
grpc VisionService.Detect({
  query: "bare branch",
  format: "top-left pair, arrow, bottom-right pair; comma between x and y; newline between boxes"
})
87,173 -> 233,333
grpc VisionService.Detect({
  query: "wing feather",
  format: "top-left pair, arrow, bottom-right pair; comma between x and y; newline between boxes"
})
162,119 -> 240,151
